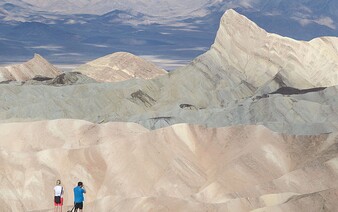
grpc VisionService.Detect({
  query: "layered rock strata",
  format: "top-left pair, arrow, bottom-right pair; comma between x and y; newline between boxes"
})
0,54 -> 61,82
74,52 -> 167,82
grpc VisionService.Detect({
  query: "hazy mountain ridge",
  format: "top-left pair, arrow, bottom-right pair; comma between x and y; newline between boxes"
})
19,0 -> 220,17
1,0 -> 337,69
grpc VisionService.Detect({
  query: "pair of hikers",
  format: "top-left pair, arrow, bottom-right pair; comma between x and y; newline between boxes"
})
54,180 -> 86,212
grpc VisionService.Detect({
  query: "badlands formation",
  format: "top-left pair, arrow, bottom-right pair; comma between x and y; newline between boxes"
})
0,54 -> 61,82
74,52 -> 167,82
0,9 -> 338,211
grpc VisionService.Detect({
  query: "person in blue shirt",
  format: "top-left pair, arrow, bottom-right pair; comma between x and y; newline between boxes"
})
73,182 -> 86,212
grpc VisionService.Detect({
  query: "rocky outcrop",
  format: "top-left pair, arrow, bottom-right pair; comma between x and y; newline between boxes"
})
176,9 -> 338,105
24,72 -> 97,86
211,9 -> 338,89
74,52 -> 167,82
1,81 -> 335,134
134,85 -> 338,134
0,54 -> 61,82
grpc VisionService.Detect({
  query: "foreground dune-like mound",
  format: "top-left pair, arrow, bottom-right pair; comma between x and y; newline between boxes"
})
0,54 -> 61,82
0,120 -> 338,211
74,52 -> 167,82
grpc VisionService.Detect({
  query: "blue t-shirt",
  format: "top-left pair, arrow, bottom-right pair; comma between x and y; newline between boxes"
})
73,186 -> 85,203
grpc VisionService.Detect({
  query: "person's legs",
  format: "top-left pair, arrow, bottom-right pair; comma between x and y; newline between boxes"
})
75,202 -> 83,212
74,202 -> 81,212
54,200 -> 58,212
60,197 -> 63,212
79,202 -> 83,212
54,197 -> 63,212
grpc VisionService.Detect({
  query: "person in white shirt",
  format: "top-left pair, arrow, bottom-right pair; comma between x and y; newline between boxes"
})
54,179 -> 64,212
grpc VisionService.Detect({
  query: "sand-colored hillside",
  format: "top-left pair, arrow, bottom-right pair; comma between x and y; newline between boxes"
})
0,54 -> 61,82
0,120 -> 338,211
74,52 -> 167,82
202,9 -> 338,89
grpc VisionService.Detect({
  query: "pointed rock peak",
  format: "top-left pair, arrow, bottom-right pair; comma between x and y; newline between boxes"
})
29,53 -> 52,64
222,9 -> 256,24
75,51 -> 167,82
196,9 -> 338,90
33,53 -> 43,59
32,53 -> 45,61
222,9 -> 246,20
221,9 -> 264,31
25,53 -> 60,72
0,54 -> 61,82
213,9 -> 267,50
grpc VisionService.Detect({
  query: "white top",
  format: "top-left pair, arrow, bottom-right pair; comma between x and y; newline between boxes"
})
54,185 -> 63,196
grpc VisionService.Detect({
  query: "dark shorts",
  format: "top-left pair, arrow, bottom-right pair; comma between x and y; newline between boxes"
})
75,202 -> 83,209
54,197 -> 63,206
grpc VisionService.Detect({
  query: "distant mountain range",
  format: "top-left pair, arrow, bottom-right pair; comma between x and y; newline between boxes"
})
0,0 -> 337,70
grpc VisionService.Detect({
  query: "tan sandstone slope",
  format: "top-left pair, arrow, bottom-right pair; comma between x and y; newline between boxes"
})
0,120 -> 337,211
215,10 -> 338,88
178,9 -> 338,94
74,52 -> 167,82
0,54 -> 61,82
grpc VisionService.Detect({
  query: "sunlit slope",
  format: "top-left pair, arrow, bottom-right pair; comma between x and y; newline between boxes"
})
0,120 -> 337,211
